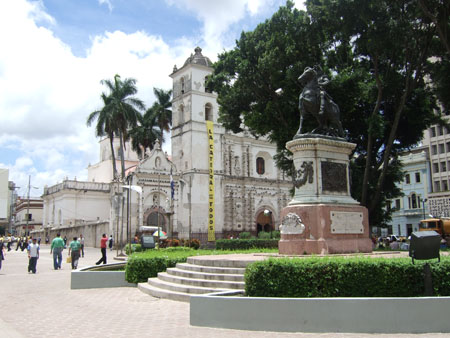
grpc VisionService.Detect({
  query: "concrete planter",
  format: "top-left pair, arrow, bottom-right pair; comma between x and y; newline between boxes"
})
71,263 -> 136,289
190,295 -> 450,333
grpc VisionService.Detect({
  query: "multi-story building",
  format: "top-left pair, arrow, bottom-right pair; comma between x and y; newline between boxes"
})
14,197 -> 43,236
421,119 -> 450,217
387,147 -> 430,236
0,169 -> 9,231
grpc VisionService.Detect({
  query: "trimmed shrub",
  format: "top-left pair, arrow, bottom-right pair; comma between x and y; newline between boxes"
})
258,231 -> 271,239
125,244 -> 142,255
245,257 -> 450,297
125,247 -> 197,283
239,232 -> 251,239
183,239 -> 200,249
216,238 -> 278,250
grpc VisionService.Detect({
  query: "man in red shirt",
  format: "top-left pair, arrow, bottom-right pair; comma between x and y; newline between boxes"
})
95,233 -> 108,265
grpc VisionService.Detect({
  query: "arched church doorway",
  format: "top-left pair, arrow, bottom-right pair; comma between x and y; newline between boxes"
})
256,209 -> 273,235
146,211 -> 167,232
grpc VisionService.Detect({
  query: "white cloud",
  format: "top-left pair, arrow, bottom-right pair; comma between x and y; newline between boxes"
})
0,0 -> 193,195
165,0 -> 275,53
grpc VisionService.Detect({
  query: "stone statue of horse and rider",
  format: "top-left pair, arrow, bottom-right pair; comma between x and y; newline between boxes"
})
295,66 -> 344,138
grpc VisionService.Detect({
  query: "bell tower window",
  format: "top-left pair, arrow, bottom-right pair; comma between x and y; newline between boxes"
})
205,103 -> 213,121
181,77 -> 185,94
179,104 -> 184,124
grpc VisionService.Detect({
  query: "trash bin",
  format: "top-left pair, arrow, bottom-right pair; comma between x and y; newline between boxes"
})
141,235 -> 155,249
409,231 -> 441,264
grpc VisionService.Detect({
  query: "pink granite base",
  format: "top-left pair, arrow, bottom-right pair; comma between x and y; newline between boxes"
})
279,204 -> 372,255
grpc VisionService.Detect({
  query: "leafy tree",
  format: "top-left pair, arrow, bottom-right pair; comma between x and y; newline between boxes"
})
208,0 -> 445,226
129,106 -> 161,159
87,93 -> 119,179
151,88 -> 172,145
98,74 -> 145,180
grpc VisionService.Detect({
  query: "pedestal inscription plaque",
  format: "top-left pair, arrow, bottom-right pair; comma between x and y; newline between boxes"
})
330,211 -> 363,234
321,161 -> 347,193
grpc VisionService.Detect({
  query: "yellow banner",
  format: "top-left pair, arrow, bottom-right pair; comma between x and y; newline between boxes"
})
206,120 -> 215,241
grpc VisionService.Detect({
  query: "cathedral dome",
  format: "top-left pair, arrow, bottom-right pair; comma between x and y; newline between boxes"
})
183,47 -> 213,67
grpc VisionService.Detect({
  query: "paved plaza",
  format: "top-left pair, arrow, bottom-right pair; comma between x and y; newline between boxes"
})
0,245 -> 448,338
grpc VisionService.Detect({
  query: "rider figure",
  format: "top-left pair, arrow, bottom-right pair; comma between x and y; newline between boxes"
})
317,74 -> 329,118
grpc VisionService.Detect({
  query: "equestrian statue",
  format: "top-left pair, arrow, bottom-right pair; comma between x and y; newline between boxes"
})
295,66 -> 344,138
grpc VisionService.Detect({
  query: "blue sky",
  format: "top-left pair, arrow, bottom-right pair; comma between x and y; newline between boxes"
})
0,0 -> 304,197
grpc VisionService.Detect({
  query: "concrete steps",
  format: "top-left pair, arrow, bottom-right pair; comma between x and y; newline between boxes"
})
138,257 -> 250,302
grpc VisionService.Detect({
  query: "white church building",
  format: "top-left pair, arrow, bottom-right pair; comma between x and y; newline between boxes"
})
41,47 -> 291,245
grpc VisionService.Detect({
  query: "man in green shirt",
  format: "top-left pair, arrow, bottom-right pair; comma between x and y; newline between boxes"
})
68,237 -> 81,270
50,233 -> 65,270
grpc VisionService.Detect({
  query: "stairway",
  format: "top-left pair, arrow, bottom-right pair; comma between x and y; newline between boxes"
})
137,256 -> 248,302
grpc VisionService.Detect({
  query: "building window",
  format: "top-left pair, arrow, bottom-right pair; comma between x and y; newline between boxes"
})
439,143 -> 445,153
415,172 -> 421,183
205,103 -> 213,121
447,142 -> 450,152
432,145 -> 437,155
181,77 -> 185,94
433,163 -> 439,173
430,127 -> 436,137
434,181 -> 441,192
443,180 -> 449,191
438,126 -> 443,136
411,194 -> 418,209
405,173 -> 410,184
256,157 -> 265,175
395,199 -> 401,210
205,76 -> 212,93
441,161 -> 447,172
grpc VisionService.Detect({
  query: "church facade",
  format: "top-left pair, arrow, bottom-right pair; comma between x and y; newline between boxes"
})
42,47 -> 292,244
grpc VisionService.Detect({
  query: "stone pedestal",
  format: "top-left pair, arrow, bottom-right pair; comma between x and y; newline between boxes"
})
279,137 -> 372,255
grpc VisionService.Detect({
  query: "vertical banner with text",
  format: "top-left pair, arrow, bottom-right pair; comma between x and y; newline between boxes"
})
206,120 -> 215,241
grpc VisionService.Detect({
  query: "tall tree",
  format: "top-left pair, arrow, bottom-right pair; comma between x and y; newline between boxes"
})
129,106 -> 162,159
151,88 -> 172,144
87,93 -> 119,180
208,0 -> 445,226
100,74 -> 145,180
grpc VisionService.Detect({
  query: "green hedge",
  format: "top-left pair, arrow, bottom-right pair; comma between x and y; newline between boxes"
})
216,239 -> 278,250
125,247 -> 208,283
245,257 -> 450,297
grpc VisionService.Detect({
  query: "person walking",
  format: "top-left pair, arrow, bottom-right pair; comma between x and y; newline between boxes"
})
108,235 -> 114,251
27,238 -> 40,274
0,239 -> 5,271
50,233 -> 65,270
95,234 -> 108,265
63,236 -> 67,247
79,234 -> 85,258
68,237 -> 81,270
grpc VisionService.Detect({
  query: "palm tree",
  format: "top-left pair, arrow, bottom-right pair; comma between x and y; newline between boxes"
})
129,107 -> 162,159
100,74 -> 145,180
87,93 -> 119,180
151,88 -> 172,144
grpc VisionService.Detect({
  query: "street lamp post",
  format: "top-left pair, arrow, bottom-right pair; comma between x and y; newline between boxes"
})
421,198 -> 428,220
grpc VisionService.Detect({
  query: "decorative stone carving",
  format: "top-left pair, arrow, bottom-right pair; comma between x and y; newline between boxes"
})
293,161 -> 314,188
280,213 -> 305,234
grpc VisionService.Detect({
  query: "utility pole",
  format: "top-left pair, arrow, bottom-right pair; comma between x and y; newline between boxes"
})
25,175 -> 31,236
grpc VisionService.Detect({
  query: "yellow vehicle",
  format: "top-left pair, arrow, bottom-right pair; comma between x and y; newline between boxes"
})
419,218 -> 450,238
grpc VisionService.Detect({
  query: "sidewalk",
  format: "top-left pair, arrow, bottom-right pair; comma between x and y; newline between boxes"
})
0,245 -> 447,338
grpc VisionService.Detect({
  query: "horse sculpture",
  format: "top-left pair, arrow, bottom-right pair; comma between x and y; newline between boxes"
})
295,66 -> 344,137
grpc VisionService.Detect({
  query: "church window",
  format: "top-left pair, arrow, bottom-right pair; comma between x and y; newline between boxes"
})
179,104 -> 184,124
256,157 -> 265,175
205,76 -> 212,93
205,103 -> 213,121
181,77 -> 185,94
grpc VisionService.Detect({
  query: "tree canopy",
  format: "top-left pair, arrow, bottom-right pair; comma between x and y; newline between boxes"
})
208,0 -> 448,226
